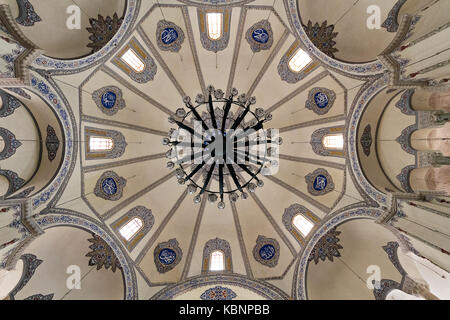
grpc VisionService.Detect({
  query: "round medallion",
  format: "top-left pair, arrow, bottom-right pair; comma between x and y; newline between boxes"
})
101,178 -> 118,195
252,28 -> 269,44
159,248 -> 177,265
161,27 -> 179,45
259,244 -> 276,260
101,91 -> 117,109
313,174 -> 328,191
314,92 -> 329,108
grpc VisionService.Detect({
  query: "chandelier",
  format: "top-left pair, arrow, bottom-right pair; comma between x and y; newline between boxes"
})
163,86 -> 281,209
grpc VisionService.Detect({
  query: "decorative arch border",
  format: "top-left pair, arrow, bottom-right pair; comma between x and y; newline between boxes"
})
28,72 -> 78,210
292,205 -> 417,300
284,0 -> 385,78
32,0 -> 140,73
34,210 -> 138,300
293,207 -> 382,300
177,0 -> 256,7
151,273 -> 289,300
347,73 -> 390,206
202,237 -> 233,274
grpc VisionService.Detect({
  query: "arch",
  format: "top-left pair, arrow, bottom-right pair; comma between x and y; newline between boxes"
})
33,209 -> 138,300
151,273 -> 289,300
202,238 -> 232,273
292,205 -> 417,299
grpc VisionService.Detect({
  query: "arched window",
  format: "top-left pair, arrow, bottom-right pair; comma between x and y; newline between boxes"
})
206,12 -> 223,40
111,206 -> 154,251
209,250 -> 225,271
288,49 -> 312,72
121,48 -> 145,73
322,133 -> 344,150
119,217 -> 143,241
85,127 -> 127,160
89,136 -> 114,151
293,214 -> 314,237
202,238 -> 232,273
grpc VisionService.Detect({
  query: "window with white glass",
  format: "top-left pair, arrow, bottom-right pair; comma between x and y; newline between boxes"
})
121,48 -> 145,73
89,136 -> 114,151
119,217 -> 143,241
288,49 -> 312,72
206,12 -> 223,40
209,250 -> 225,271
293,214 -> 314,237
322,133 -> 344,150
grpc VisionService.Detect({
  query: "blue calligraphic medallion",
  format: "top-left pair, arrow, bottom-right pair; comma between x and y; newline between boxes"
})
161,27 -> 179,45
252,28 -> 269,44
313,174 -> 328,191
159,248 -> 177,265
314,92 -> 329,108
259,244 -> 275,260
101,91 -> 117,109
102,178 -> 118,195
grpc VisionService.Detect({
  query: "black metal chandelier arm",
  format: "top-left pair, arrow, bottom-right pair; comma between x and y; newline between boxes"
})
186,102 -> 209,131
184,161 -> 206,182
234,149 -> 266,166
208,93 -> 218,129
231,102 -> 251,130
200,163 -> 216,195
218,164 -> 224,201
237,163 -> 261,183
174,120 -> 204,141
227,163 -> 244,194
221,97 -> 233,133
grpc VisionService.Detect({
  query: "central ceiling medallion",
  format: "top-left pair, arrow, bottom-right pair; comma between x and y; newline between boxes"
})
163,86 -> 281,209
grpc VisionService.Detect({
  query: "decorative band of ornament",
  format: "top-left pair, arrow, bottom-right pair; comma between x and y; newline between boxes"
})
46,125 -> 60,162
305,168 -> 335,196
347,74 -> 389,205
0,127 -> 22,160
111,37 -> 157,83
0,90 -> 20,118
0,169 -> 25,197
8,254 -> 43,299
5,88 -> 32,100
245,19 -> 274,53
153,273 -> 288,300
305,87 -> 336,115
201,286 -> 237,300
285,0 -> 385,76
295,207 -> 383,300
381,0 -> 407,32
308,227 -> 342,264
154,239 -> 183,273
92,86 -> 126,116
156,20 -> 185,53
360,124 -> 372,157
15,0 -> 42,27
35,213 -> 137,300
30,75 -> 76,209
252,235 -> 280,268
34,0 -> 138,71
93,171 -> 127,201
396,165 -> 415,193
178,0 -> 256,6
278,41 -> 319,84
198,8 -> 231,53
